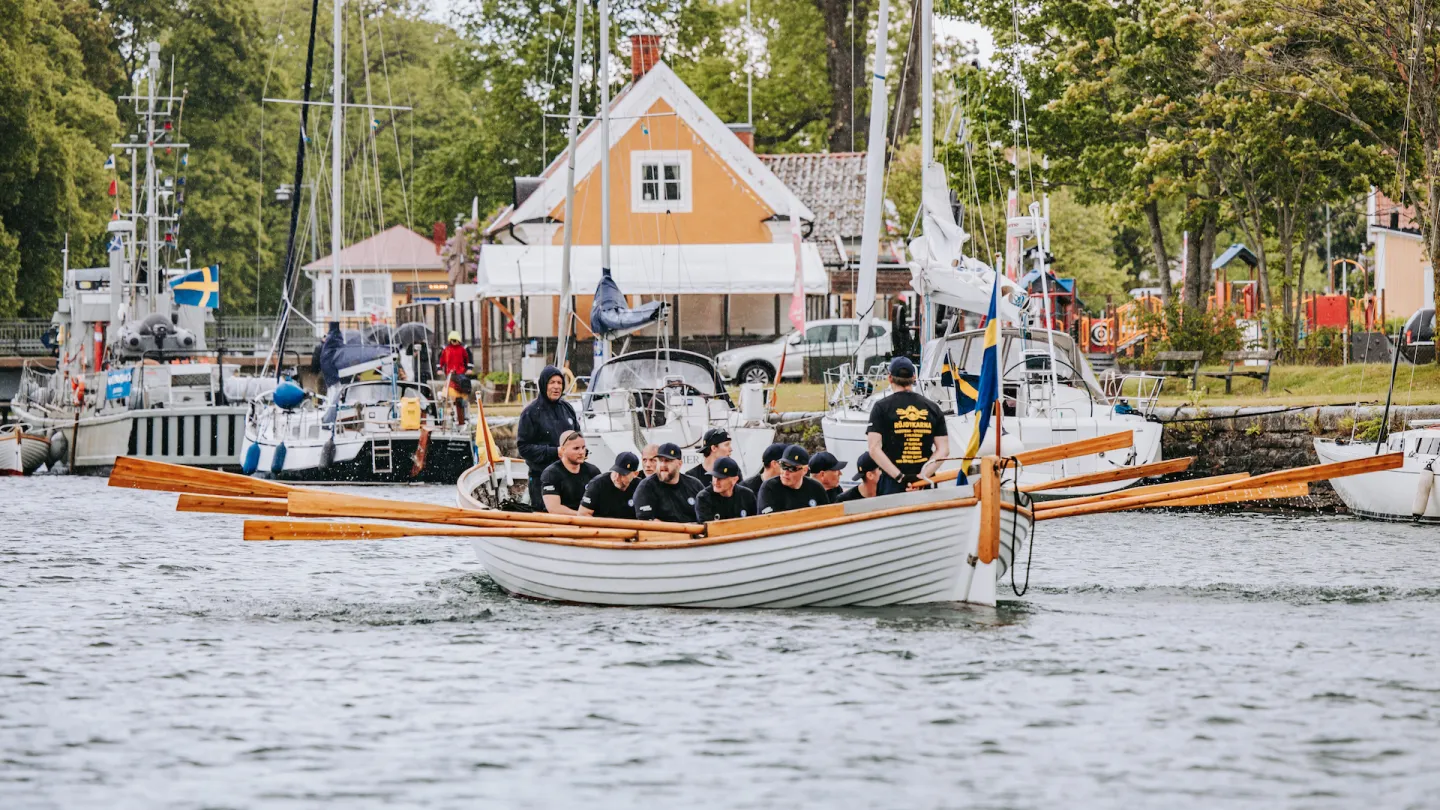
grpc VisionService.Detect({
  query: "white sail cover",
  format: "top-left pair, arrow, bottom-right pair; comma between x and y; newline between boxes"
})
908,164 -> 1028,323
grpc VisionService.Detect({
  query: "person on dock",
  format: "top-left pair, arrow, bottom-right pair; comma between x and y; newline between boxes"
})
579,451 -> 642,520
806,451 -> 847,503
633,442 -> 705,523
757,445 -> 830,514
437,331 -> 474,427
540,431 -> 600,515
740,442 -> 785,496
837,452 -> 881,503
684,428 -> 731,480
639,444 -> 659,479
867,356 -> 948,496
517,365 -> 580,507
694,456 -> 757,522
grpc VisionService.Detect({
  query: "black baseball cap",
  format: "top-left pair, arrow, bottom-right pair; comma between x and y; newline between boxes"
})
853,451 -> 880,479
655,442 -> 683,461
889,356 -> 916,381
761,443 -> 787,466
611,451 -> 640,474
807,451 -> 846,473
709,456 -> 742,479
779,444 -> 810,470
702,428 -> 731,451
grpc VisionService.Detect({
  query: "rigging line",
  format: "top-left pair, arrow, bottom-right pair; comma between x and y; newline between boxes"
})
373,8 -> 414,230
850,0 -> 856,152
358,4 -> 383,232
879,0 -> 920,244
256,0 -> 295,322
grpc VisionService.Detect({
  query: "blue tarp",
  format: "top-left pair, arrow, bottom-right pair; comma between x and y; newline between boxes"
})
589,268 -> 666,339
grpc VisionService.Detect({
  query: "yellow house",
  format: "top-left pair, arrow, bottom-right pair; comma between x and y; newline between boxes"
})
474,34 -> 828,346
305,224 -> 452,329
1369,190 -> 1436,318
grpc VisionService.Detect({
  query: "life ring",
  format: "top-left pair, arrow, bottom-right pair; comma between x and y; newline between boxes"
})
1090,321 -> 1112,346
561,366 -> 576,395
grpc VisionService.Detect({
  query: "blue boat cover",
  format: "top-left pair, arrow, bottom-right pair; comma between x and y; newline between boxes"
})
319,322 -> 390,388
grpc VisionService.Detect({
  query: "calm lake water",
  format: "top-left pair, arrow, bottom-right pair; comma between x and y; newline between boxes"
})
3,477 -> 1438,809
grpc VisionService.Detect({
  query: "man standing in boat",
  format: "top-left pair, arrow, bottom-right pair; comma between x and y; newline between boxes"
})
685,429 -> 731,480
740,442 -> 786,496
579,451 -> 642,520
867,356 -> 948,496
837,452 -> 881,502
694,456 -> 757,521
633,442 -> 705,523
540,431 -> 601,515
757,445 -> 830,514
517,365 -> 580,507
437,331 -> 473,426
806,451 -> 847,503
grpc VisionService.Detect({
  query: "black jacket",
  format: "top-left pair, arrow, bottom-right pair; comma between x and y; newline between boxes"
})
516,365 -> 580,476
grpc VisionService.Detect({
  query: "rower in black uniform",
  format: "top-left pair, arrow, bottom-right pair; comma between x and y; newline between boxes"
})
837,451 -> 882,503
866,356 -> 949,496
539,431 -> 601,515
740,442 -> 785,496
633,442 -> 705,523
693,456 -> 757,522
684,428 -> 731,480
806,451 -> 846,503
579,451 -> 642,520
757,445 -> 830,514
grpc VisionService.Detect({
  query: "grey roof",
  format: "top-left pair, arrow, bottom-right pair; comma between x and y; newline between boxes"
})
760,152 -> 867,266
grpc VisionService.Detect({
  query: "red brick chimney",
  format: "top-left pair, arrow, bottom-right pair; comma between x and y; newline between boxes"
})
432,221 -> 446,254
727,123 -> 755,150
630,33 -> 662,81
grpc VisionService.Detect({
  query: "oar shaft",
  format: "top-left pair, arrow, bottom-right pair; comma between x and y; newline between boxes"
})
243,520 -> 640,541
1019,456 -> 1194,493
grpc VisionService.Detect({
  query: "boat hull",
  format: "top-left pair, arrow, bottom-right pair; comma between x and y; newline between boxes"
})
1314,437 -> 1440,522
463,487 -> 1029,608
244,431 -> 476,484
9,402 -> 246,470
0,428 -> 49,475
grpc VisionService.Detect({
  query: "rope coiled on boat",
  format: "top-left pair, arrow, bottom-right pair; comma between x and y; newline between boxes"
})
998,457 -> 1036,597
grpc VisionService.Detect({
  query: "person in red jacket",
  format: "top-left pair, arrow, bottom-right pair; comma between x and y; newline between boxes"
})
437,331 -> 473,426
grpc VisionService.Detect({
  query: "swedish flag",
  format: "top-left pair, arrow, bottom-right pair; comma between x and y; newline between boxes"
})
940,350 -> 982,415
962,272 -> 1002,460
170,264 -> 220,309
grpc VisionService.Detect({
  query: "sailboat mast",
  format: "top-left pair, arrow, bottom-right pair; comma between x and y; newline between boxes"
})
329,0 -> 344,328
919,0 -> 933,346
556,0 -> 585,371
855,0 -> 892,347
597,0 -> 612,367
145,42 -> 162,314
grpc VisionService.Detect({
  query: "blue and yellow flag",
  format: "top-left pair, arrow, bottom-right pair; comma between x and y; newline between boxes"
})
170,264 -> 220,309
962,273 -> 1002,460
940,349 -> 982,415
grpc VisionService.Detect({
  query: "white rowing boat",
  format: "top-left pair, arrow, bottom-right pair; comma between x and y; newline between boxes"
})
456,461 -> 1031,607
0,424 -> 50,475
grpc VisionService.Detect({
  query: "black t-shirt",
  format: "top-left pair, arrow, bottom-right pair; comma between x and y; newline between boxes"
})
837,485 -> 870,503
633,474 -> 706,523
757,476 -> 831,514
540,460 -> 601,512
684,462 -> 709,481
866,390 -> 948,476
740,473 -> 765,495
694,485 -> 757,522
580,472 -> 640,520
824,486 -> 843,504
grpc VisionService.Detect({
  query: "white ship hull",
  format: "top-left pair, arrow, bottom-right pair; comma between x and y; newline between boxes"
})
1314,432 -> 1440,522
9,402 -> 247,470
0,426 -> 50,475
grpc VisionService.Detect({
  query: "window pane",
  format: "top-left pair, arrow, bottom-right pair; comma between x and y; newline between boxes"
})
868,324 -> 886,338
834,324 -> 859,343
663,163 -> 680,181
642,164 -> 658,180
663,163 -> 681,201
664,181 -> 680,201
341,278 -> 356,312
803,325 -> 834,344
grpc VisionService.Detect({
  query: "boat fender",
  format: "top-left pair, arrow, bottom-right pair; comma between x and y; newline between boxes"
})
1415,460 -> 1437,520
47,431 -> 69,465
241,442 -> 260,475
319,435 -> 335,470
273,380 -> 306,411
271,442 -> 287,474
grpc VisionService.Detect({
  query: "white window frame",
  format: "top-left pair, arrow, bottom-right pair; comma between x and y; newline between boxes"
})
630,150 -> 692,214
314,272 -> 392,318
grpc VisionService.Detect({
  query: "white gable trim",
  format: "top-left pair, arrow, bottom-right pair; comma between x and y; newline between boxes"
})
492,62 -> 814,232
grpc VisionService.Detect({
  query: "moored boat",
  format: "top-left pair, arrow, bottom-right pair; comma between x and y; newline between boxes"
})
1314,424 -> 1440,522
0,424 -> 51,475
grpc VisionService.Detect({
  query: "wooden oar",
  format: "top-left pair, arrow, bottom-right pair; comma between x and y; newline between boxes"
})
1036,453 -> 1403,520
110,457 -> 294,499
1135,481 -> 1310,509
244,520 -> 640,541
1035,472 -> 1251,512
923,430 -> 1137,487
176,493 -> 291,516
1019,456 -> 1195,493
286,489 -> 708,535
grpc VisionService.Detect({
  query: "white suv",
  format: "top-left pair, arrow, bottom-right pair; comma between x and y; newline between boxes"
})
715,319 -> 893,385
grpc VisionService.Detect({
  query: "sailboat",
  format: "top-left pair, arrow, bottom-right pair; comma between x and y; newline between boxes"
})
10,43 -> 255,472
239,0 -> 474,483
819,1 -> 1163,497
459,4 -> 776,506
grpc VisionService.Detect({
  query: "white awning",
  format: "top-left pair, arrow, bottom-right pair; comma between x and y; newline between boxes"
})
472,243 -> 828,297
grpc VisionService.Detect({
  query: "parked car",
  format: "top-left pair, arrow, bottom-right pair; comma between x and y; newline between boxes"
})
1400,306 -> 1435,364
715,319 -> 893,385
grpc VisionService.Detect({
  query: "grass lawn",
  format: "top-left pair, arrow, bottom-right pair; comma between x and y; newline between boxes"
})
474,364 -> 1440,417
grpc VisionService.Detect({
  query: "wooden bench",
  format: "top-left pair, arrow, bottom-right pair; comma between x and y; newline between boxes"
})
1202,349 -> 1278,393
1147,350 -> 1204,389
